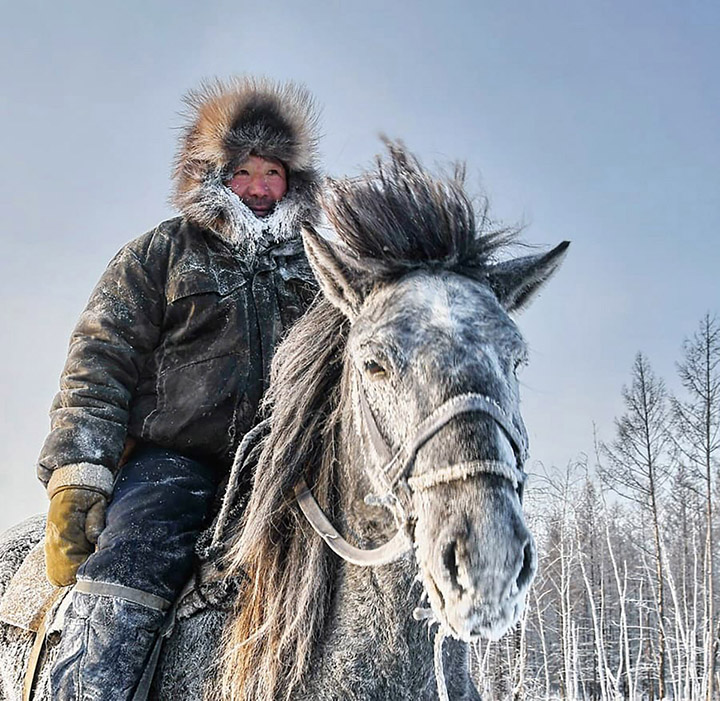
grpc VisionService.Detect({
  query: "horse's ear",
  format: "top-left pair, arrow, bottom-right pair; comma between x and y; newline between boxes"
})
486,241 -> 569,312
302,224 -> 362,319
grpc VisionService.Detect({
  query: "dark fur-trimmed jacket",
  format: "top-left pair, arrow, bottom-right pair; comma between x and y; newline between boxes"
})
37,218 -> 317,486
38,77 -> 322,498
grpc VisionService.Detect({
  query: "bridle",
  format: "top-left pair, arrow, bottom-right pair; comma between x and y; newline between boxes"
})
295,371 -> 529,566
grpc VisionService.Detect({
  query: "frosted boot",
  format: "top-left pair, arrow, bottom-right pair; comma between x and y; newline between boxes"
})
50,590 -> 166,701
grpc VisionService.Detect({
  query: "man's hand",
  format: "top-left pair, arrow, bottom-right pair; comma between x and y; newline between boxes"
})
45,488 -> 107,587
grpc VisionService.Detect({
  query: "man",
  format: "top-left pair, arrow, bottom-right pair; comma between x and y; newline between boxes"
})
37,76 -> 321,699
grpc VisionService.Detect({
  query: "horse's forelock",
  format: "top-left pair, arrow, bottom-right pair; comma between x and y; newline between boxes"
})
322,142 -> 516,279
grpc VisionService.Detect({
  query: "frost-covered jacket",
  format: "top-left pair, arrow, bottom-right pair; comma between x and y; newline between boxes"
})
38,77 -> 322,497
37,218 -> 316,486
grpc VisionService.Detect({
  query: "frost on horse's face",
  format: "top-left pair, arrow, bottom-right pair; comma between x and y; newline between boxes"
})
345,268 -> 536,641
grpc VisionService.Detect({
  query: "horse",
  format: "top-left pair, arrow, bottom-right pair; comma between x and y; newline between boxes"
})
0,142 -> 568,700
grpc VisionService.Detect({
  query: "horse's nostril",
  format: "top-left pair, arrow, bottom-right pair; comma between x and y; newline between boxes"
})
443,541 -> 464,593
515,542 -> 535,592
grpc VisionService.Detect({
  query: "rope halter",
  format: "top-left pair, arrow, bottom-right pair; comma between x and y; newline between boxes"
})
295,371 -> 528,567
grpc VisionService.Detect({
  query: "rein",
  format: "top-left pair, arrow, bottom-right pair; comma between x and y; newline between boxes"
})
295,374 -> 528,567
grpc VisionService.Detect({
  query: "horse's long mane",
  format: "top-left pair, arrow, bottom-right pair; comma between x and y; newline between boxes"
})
215,143 -> 517,701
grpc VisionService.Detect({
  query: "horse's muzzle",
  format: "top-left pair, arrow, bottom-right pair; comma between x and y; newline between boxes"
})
414,477 -> 537,641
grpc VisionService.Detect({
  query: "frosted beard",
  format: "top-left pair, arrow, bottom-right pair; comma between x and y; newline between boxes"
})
212,183 -> 309,260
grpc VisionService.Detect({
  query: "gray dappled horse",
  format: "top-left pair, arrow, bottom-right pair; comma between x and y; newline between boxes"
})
0,144 -> 567,700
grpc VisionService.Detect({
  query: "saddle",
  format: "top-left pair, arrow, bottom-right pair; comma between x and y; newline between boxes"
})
0,536 -> 65,634
0,536 -> 70,701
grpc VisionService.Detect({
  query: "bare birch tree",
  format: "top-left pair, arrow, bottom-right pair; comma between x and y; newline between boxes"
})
598,353 -> 671,699
672,314 -> 720,701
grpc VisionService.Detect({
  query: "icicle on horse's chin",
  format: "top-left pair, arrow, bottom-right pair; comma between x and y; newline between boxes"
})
0,143 -> 568,701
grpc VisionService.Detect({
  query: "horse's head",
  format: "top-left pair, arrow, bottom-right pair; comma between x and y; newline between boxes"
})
302,144 -> 568,642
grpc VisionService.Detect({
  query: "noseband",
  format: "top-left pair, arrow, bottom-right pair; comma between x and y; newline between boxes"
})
295,374 -> 528,566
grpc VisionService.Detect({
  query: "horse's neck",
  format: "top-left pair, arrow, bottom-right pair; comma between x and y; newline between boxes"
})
302,430 -> 453,699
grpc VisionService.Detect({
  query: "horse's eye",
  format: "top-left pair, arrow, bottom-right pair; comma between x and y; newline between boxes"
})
364,359 -> 387,379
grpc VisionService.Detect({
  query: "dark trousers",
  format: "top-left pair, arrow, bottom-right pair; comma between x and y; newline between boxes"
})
78,443 -> 219,599
52,444 -> 219,700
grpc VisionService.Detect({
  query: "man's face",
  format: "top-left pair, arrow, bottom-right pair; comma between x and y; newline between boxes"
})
228,155 -> 288,218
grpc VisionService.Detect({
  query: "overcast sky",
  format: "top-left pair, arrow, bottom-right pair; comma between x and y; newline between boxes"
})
1,1 -> 718,531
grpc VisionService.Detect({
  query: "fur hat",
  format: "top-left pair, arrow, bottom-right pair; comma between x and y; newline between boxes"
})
172,76 -> 322,234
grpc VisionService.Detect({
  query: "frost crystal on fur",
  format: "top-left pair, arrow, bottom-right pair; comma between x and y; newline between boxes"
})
171,76 -> 322,246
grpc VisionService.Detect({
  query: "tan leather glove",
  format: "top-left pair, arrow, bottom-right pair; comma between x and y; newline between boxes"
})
45,487 -> 108,587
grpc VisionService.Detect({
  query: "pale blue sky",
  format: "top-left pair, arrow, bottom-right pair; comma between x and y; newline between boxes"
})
1,1 -> 718,530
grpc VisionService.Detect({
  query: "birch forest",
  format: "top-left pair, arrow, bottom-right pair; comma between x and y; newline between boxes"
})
473,314 -> 720,700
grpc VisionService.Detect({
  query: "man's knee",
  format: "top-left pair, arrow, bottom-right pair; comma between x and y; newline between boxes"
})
78,445 -> 219,599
